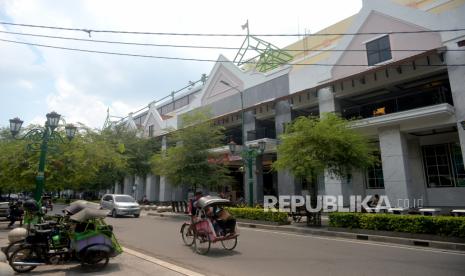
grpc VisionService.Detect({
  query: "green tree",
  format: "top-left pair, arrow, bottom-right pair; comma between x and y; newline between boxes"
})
273,113 -> 375,196
151,110 -> 232,192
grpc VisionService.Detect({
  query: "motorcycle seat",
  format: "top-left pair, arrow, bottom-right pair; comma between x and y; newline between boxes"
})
35,229 -> 52,235
34,223 -> 51,229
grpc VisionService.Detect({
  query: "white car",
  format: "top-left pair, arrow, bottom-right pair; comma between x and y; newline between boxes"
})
0,202 -> 9,219
100,194 -> 140,218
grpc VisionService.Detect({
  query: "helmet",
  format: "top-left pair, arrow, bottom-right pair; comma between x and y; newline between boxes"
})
23,199 -> 39,212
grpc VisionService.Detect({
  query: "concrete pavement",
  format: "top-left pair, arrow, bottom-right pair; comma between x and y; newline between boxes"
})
109,215 -> 465,276
0,221 -> 198,276
146,211 -> 465,251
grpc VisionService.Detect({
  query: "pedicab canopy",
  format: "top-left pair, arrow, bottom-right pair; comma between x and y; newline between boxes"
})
196,196 -> 231,209
64,200 -> 101,215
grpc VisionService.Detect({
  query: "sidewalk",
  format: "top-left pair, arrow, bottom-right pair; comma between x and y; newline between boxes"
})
0,223 -> 195,276
146,211 -> 465,252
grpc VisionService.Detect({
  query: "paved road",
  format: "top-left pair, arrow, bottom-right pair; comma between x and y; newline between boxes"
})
108,215 -> 465,276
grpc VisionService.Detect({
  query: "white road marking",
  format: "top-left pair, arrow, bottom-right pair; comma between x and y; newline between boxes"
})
240,227 -> 465,256
123,247 -> 205,276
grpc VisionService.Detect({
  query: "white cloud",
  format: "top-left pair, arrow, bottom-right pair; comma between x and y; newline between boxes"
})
45,77 -> 137,128
1,0 -> 362,128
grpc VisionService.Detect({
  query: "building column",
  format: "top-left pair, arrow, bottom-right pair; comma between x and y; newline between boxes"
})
446,41 -> 465,166
145,174 -> 159,202
134,175 -> 145,201
159,135 -> 172,202
379,125 -> 411,206
407,139 -> 427,205
274,100 -> 300,196
123,176 -> 134,195
318,86 -> 340,114
114,181 -> 121,194
318,86 -> 345,198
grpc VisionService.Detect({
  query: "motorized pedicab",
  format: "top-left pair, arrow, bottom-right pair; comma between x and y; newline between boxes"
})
180,196 -> 238,255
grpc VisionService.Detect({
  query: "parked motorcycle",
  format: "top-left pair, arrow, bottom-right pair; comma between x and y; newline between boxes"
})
7,200 -> 122,273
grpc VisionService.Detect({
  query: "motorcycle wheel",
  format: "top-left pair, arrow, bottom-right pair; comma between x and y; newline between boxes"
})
8,246 -> 38,273
81,250 -> 110,269
4,239 -> 25,261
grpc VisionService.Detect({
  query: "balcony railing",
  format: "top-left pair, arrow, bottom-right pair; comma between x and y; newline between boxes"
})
247,127 -> 276,141
342,88 -> 452,120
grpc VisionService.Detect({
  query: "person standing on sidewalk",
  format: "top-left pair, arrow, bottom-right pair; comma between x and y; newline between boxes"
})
7,201 -> 23,228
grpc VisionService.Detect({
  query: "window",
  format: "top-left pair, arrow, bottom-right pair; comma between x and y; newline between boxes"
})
148,125 -> 154,137
366,35 -> 392,66
423,143 -> 464,187
366,152 -> 384,189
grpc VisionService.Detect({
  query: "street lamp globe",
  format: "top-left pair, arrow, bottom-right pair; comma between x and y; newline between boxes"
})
258,140 -> 266,153
46,111 -> 61,129
228,140 -> 237,155
65,124 -> 77,141
9,117 -> 23,136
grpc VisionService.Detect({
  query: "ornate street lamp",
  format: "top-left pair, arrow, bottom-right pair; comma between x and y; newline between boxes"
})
9,117 -> 23,137
228,140 -> 237,155
9,112 -> 76,202
46,111 -> 61,130
222,81 -> 267,206
65,124 -> 77,141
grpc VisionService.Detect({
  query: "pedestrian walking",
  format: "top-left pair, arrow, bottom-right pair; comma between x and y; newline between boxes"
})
7,201 -> 24,228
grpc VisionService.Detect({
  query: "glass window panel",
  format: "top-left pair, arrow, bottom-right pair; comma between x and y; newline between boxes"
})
380,50 -> 392,61
423,144 -> 455,187
378,36 -> 391,50
435,145 -> 447,155
367,152 -> 384,189
456,177 -> 465,187
438,176 -> 453,187
378,179 -> 384,188
366,41 -> 379,51
368,170 -> 375,178
438,166 -> 450,175
428,176 -> 439,187
426,157 -> 436,165
427,166 -> 438,175
424,147 -> 435,156
368,53 -> 380,66
436,155 -> 449,165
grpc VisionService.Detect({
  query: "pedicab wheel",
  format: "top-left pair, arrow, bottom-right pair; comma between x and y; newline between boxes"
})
181,223 -> 194,246
194,230 -> 211,255
221,236 -> 238,250
8,246 -> 38,273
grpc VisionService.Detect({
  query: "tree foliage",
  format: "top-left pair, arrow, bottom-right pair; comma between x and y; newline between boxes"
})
0,123 -> 160,195
151,110 -> 232,192
273,113 -> 375,182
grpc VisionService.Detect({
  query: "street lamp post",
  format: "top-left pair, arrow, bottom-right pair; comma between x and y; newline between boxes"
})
228,140 -> 266,206
221,80 -> 266,206
9,112 -> 77,202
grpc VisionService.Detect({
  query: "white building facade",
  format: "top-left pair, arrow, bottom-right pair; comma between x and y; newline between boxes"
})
115,0 -> 465,209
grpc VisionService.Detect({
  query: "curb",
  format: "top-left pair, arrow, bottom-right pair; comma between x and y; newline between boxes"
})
147,212 -> 465,252
123,247 -> 204,276
237,221 -> 465,251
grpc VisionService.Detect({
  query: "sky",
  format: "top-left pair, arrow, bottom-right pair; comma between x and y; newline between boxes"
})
0,0 -> 362,129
